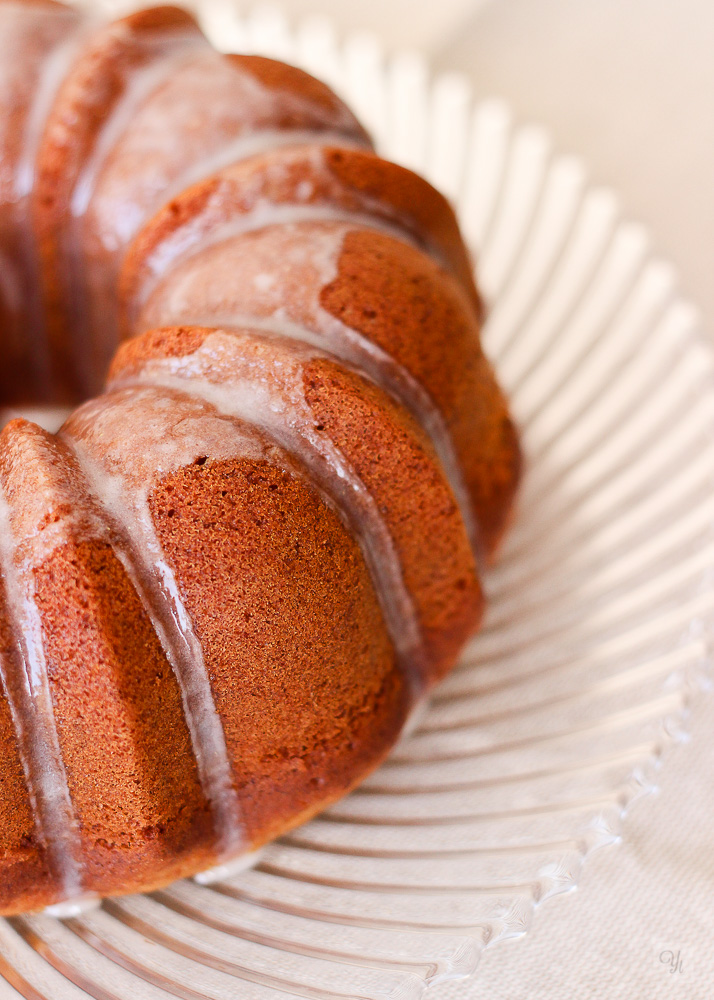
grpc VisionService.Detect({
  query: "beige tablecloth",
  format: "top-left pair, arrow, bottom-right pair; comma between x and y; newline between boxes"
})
431,692 -> 714,999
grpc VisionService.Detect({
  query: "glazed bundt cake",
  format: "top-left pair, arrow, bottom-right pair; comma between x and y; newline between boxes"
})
0,0 -> 520,915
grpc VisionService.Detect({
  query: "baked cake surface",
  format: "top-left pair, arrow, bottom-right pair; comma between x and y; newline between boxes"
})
0,0 -> 519,914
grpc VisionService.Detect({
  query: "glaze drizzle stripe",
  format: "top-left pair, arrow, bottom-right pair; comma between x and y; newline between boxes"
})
14,13 -> 90,205
129,203 -> 453,325
69,36 -> 208,220
8,8 -> 89,399
64,33 -> 208,393
132,212 -> 484,568
0,492 -> 86,902
63,438 -> 245,861
113,338 -> 430,697
173,307 -> 485,571
158,130 -> 372,214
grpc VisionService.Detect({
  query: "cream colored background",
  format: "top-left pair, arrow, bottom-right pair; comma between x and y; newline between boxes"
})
267,1 -> 714,997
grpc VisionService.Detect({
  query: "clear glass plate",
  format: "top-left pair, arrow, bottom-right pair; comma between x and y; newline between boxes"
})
3,3 -> 714,998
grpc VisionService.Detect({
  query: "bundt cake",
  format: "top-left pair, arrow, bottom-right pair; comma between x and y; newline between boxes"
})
0,0 -> 520,916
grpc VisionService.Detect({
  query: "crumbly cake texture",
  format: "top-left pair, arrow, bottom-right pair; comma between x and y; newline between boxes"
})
0,0 -> 520,914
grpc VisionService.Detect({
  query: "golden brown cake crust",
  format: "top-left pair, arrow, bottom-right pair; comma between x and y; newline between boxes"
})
0,0 -> 519,917
302,357 -> 483,676
0,592 -> 58,914
33,6 -> 204,400
320,229 -> 520,554
34,539 -> 216,897
227,55 -> 371,138
148,457 -> 410,847
0,0 -> 82,404
119,145 -> 478,334
111,324 -> 484,680
323,146 -> 483,317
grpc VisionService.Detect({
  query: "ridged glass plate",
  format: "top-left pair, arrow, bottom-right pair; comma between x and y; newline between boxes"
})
3,3 -> 714,998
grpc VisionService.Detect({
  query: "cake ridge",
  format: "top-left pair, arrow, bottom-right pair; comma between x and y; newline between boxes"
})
60,423 -> 246,862
0,490 -> 86,903
14,13 -> 92,207
1,0 -> 85,402
128,202 -> 427,318
68,36 -> 207,224
110,333 -> 430,696
142,303 -> 485,566
128,214 -> 485,565
35,11 -> 209,399
121,145 -> 470,327
156,132 -> 371,216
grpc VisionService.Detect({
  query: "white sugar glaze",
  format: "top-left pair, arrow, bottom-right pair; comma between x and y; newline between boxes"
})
0,2 -> 88,397
128,144 -> 455,320
62,27 -> 209,393
0,0 -> 490,913
81,63 -> 364,265
109,331 -> 429,697
70,36 -> 208,223
60,387 -> 271,860
14,14 -> 92,205
0,490 -> 87,903
133,203 -> 424,312
158,130 -> 370,212
138,218 -> 484,565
